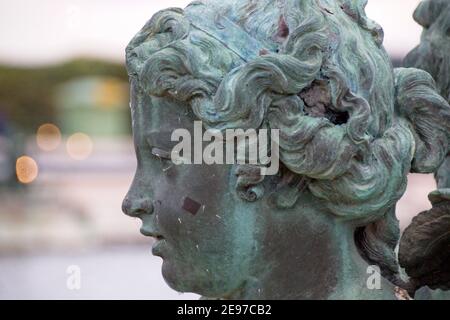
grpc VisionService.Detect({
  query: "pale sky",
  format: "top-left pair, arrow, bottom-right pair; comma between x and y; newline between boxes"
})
0,0 -> 423,66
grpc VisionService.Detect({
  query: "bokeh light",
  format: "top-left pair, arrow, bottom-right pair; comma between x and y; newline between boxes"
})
16,156 -> 39,184
66,133 -> 94,160
94,78 -> 127,109
36,123 -> 62,151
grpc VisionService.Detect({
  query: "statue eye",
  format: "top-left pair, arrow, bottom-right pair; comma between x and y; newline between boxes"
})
151,147 -> 175,173
151,147 -> 172,160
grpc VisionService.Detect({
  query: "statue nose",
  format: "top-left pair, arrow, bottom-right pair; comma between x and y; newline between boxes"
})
122,196 -> 154,217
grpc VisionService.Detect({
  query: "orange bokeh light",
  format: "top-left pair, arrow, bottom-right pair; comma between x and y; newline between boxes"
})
36,123 -> 62,151
16,156 -> 39,184
66,133 -> 93,160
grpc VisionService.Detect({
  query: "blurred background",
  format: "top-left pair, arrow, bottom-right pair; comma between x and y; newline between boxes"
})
0,0 -> 437,300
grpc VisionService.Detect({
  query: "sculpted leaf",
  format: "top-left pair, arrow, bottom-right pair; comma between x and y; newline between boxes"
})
399,190 -> 450,291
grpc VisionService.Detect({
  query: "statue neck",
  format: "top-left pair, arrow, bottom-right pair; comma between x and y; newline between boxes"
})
231,212 -> 397,300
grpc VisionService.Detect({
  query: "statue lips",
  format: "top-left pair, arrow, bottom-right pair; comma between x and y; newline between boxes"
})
140,227 -> 167,257
151,238 -> 167,257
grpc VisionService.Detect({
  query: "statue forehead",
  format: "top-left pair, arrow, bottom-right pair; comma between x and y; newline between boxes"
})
131,93 -> 194,134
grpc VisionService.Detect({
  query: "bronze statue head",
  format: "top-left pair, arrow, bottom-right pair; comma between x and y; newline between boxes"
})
123,0 -> 450,299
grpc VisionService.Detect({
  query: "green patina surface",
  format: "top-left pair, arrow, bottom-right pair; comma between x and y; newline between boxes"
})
403,0 -> 450,300
122,0 -> 450,300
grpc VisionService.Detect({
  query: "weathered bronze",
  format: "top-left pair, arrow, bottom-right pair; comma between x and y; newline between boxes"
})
404,0 -> 450,190
123,0 -> 450,300
402,0 -> 450,300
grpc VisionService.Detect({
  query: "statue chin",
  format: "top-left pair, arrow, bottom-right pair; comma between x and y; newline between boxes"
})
160,260 -> 186,293
160,260 -> 235,299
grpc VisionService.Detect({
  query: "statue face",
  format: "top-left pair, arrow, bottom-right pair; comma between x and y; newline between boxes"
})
122,81 -> 258,297
122,82 -> 343,298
